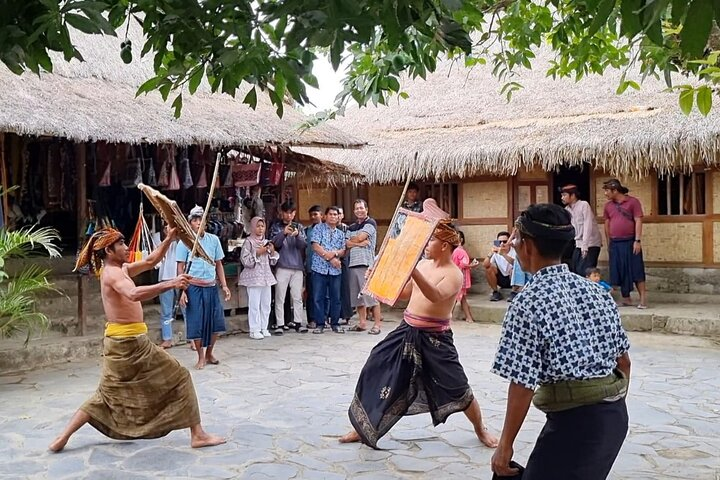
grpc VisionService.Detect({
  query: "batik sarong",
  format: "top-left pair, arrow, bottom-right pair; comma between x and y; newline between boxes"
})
609,237 -> 646,297
348,313 -> 474,449
523,398 -> 628,480
185,284 -> 226,347
81,333 -> 200,440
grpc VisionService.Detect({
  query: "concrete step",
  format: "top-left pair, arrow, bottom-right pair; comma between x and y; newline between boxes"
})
0,312 -> 250,375
460,295 -> 720,337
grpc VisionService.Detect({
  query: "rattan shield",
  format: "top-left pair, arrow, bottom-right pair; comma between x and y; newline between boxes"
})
137,183 -> 214,265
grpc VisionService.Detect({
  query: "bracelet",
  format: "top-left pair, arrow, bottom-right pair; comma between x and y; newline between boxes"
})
634,239 -> 641,243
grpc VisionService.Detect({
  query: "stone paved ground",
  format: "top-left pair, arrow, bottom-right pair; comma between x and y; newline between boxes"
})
1,314 -> 719,480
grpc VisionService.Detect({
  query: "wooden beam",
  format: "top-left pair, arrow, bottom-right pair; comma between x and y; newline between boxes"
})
75,142 -> 88,336
702,220 -> 714,265
0,133 -> 8,227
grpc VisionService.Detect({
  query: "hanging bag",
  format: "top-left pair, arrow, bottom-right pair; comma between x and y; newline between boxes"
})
167,159 -> 181,191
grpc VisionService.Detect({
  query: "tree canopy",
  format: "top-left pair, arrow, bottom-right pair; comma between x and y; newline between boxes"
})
2,0 -> 719,117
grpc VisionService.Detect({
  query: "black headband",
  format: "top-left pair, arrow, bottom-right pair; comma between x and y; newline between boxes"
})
515,211 -> 575,241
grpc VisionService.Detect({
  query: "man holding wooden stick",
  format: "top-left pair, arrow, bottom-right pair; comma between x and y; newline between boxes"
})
339,213 -> 498,449
49,227 -> 224,452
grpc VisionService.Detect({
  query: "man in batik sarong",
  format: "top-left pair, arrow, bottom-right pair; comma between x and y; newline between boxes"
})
491,203 -> 631,479
177,205 -> 232,369
339,219 -> 498,449
49,227 -> 225,452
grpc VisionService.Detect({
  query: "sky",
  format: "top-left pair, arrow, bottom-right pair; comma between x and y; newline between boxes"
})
301,56 -> 345,114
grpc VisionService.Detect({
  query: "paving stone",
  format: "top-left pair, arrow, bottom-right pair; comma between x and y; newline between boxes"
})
47,456 -> 87,479
240,463 -> 298,479
1,320 -> 719,480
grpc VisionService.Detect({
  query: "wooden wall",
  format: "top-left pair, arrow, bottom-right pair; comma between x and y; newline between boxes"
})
300,165 -> 720,267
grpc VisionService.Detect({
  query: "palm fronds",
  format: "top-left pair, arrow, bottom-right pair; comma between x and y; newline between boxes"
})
0,226 -> 62,344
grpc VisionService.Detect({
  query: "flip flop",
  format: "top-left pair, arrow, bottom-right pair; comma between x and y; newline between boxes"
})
368,327 -> 381,335
206,358 -> 219,365
348,325 -> 367,332
636,304 -> 648,310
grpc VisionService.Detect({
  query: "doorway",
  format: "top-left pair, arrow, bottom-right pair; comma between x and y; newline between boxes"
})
552,164 -> 592,267
552,164 -> 592,206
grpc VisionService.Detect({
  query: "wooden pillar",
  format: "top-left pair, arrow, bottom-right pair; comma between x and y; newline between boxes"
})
75,142 -> 88,336
0,133 -> 8,227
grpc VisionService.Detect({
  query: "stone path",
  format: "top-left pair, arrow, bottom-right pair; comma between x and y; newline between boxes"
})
1,316 -> 719,479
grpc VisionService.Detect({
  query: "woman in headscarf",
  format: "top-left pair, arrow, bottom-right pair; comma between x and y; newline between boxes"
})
238,217 -> 279,339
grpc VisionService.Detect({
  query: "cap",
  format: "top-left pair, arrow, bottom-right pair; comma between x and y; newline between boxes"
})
188,205 -> 204,220
602,178 -> 629,194
558,184 -> 579,195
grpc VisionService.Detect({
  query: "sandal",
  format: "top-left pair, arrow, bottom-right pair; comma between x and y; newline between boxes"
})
332,326 -> 346,334
298,326 -> 309,333
312,327 -> 325,334
368,326 -> 381,335
348,325 -> 367,332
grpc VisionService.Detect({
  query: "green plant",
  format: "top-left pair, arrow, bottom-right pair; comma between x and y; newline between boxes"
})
0,225 -> 62,345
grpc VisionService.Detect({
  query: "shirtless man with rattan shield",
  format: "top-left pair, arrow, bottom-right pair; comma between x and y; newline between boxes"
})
339,219 -> 498,449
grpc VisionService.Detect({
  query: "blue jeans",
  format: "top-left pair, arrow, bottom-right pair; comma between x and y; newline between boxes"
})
159,289 -> 185,341
512,260 -> 532,288
312,272 -> 341,327
159,289 -> 176,341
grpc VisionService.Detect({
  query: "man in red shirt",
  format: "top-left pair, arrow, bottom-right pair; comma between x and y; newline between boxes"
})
602,179 -> 648,309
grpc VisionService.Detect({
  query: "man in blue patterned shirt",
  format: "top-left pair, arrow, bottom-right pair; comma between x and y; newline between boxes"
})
310,206 -> 347,334
491,203 -> 631,480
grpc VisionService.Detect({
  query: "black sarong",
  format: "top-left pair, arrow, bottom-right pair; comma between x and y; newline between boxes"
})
609,238 -> 646,297
524,398 -> 628,480
348,321 -> 474,449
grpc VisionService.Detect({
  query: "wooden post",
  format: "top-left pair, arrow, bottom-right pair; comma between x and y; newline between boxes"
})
0,133 -> 8,227
75,142 -> 88,336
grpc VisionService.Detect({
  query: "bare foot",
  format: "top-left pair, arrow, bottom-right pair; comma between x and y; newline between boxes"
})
338,430 -> 361,443
189,343 -> 197,351
194,360 -> 205,370
191,433 -> 226,448
465,317 -> 475,323
475,426 -> 499,448
206,356 -> 219,365
48,436 -> 68,453
159,340 -> 173,349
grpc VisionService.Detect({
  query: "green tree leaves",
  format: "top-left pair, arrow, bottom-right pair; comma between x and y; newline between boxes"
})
4,0 -> 720,117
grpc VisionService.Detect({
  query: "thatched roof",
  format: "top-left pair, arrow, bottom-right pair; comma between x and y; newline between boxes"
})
297,49 -> 720,183
0,27 -> 361,149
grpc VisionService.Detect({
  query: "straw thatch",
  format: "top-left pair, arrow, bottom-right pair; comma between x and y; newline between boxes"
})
0,26 -> 361,149
296,48 -> 720,183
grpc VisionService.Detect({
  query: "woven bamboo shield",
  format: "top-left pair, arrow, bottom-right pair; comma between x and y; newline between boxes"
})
137,183 -> 214,265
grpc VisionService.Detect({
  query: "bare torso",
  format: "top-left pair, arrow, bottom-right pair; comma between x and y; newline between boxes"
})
406,259 -> 463,319
101,265 -> 144,324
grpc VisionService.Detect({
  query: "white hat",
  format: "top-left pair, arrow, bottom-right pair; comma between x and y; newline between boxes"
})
188,205 -> 204,220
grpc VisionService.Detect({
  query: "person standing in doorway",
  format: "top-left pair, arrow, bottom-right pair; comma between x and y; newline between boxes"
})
269,201 -> 308,334
602,179 -> 648,309
177,205 -> 232,369
402,182 -> 424,213
305,205 -> 323,329
346,199 -> 382,335
560,184 -> 602,275
310,206 -> 346,334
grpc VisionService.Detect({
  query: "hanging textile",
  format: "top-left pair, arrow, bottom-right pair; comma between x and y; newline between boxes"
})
122,145 -> 143,188
222,165 -> 234,187
180,148 -> 193,189
232,163 -> 261,187
146,158 -> 157,186
167,159 -> 181,191
195,164 -> 208,189
157,159 -> 169,187
127,205 -> 155,262
260,161 -> 283,186
46,143 -> 61,209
